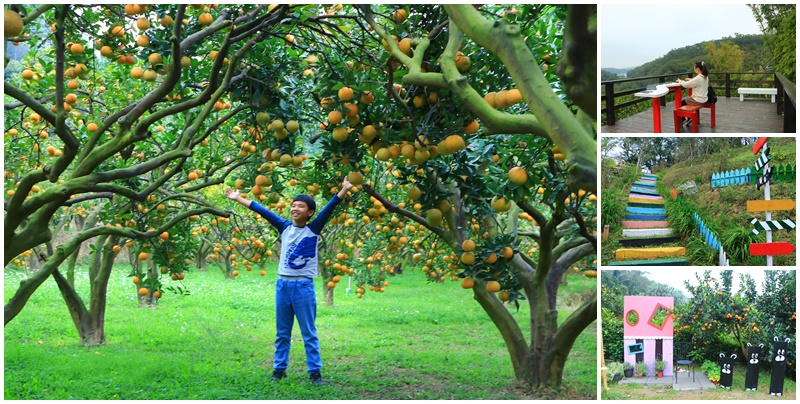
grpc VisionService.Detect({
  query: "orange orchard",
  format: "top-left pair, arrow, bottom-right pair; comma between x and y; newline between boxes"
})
5,5 -> 597,387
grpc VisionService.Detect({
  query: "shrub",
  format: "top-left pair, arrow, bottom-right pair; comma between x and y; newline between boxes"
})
602,308 -> 624,362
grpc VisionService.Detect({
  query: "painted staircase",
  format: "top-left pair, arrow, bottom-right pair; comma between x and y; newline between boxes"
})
609,174 -> 688,266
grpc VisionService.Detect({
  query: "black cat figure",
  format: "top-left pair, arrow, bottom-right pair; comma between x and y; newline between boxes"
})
718,353 -> 736,389
770,337 -> 790,396
745,342 -> 764,391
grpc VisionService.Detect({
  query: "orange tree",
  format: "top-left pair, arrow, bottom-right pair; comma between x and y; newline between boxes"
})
4,4 -> 597,388
3,4 -> 323,343
298,4 -> 597,387
675,270 -> 796,376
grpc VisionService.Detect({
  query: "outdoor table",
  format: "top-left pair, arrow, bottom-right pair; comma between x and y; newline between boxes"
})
634,82 -> 683,133
675,359 -> 695,382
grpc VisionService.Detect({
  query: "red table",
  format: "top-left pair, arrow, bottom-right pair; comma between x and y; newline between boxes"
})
634,82 -> 684,133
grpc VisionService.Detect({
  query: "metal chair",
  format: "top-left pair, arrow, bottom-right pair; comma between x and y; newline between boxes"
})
674,341 -> 695,382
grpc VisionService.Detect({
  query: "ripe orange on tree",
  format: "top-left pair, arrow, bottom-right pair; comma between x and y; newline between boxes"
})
138,287 -> 149,296
337,86 -> 354,100
486,280 -> 501,293
462,239 -> 476,252
508,167 -> 528,185
138,252 -> 148,260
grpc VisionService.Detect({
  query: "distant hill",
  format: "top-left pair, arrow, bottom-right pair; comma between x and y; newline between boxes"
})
626,34 -> 767,79
601,67 -> 637,75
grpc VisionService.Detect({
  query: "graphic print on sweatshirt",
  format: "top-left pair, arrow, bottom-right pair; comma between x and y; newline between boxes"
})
285,235 -> 318,270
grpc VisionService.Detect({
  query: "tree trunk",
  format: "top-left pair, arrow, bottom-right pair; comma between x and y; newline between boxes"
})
222,254 -> 234,279
320,262 -> 334,307
138,259 -> 158,308
52,269 -> 105,345
195,240 -> 210,271
51,235 -> 122,345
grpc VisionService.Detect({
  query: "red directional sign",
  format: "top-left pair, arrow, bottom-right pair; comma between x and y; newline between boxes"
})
750,242 -> 796,256
752,137 -> 769,155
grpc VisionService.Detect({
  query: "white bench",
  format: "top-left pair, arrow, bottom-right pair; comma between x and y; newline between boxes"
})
738,87 -> 777,103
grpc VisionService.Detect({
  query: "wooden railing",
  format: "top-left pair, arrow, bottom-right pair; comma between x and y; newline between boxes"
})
775,73 -> 796,133
602,71 -> 778,126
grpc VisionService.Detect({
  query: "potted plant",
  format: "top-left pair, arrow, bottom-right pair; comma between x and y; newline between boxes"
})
623,361 -> 634,378
635,361 -> 647,378
606,362 -> 624,383
701,360 -> 721,386
654,359 -> 667,378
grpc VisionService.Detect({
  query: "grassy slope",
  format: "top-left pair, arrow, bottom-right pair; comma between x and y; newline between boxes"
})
661,137 -> 796,266
603,364 -> 796,400
4,263 -> 597,400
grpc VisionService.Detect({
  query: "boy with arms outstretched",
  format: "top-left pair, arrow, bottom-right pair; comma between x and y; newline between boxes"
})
225,178 -> 354,386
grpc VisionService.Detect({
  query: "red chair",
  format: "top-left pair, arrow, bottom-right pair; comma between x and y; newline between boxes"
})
673,87 -> 716,132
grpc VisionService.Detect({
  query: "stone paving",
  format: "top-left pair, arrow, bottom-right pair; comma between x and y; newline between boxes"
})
617,371 -> 717,391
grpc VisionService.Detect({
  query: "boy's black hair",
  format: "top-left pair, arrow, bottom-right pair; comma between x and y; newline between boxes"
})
292,194 -> 316,216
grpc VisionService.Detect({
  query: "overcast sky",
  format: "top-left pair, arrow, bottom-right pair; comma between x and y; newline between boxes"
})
642,269 -> 771,296
601,4 -> 763,69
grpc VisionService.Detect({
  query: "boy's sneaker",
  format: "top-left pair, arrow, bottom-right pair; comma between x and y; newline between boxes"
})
269,370 -> 286,381
310,371 -> 325,386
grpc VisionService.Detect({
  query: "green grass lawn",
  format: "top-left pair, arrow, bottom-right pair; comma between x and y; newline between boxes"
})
4,264 -> 597,399
603,364 -> 796,400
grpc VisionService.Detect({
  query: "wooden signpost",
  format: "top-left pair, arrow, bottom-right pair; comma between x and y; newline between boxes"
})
752,137 -> 769,155
749,218 -> 797,235
756,166 -> 774,190
746,200 -> 796,212
753,146 -> 771,172
748,138 -> 796,266
750,242 -> 796,256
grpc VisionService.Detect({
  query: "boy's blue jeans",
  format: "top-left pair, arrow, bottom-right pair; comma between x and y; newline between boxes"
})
274,278 -> 321,374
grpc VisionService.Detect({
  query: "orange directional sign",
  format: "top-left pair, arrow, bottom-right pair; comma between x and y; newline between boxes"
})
750,242 -> 796,256
746,199 -> 796,212
752,137 -> 769,154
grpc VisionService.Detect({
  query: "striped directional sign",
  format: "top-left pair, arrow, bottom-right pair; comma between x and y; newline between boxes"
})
752,137 -> 769,155
747,200 -> 796,212
756,166 -> 774,190
749,218 -> 796,235
750,242 -> 796,256
754,147 -> 771,172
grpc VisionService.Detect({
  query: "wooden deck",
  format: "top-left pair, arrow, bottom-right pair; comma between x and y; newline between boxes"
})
601,97 -> 784,133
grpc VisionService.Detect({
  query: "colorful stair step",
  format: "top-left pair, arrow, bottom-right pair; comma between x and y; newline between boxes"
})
628,190 -> 664,199
630,187 -> 660,195
641,174 -> 658,179
615,247 -> 686,260
620,236 -> 682,247
633,182 -> 656,188
626,206 -> 667,215
628,196 -> 664,203
622,228 -> 675,238
622,220 -> 671,229
607,258 -> 689,266
627,202 -> 665,208
626,213 -> 667,221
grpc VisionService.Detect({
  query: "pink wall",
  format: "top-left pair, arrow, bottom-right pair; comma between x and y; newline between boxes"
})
623,296 -> 675,376
623,296 -> 674,337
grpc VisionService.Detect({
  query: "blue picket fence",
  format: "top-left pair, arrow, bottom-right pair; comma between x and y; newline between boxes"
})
711,168 -> 750,188
711,164 -> 796,188
693,212 -> 730,266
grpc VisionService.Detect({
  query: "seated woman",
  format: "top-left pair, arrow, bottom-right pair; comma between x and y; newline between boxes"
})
675,61 -> 709,125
